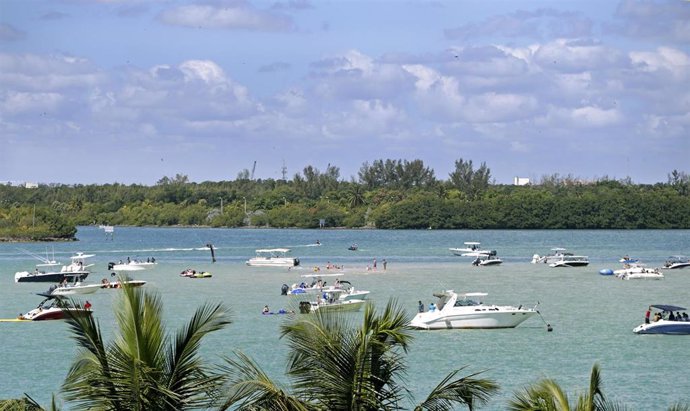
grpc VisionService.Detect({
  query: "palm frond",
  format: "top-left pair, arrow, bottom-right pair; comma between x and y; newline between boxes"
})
163,301 -> 231,409
415,367 -> 498,411
219,352 -> 309,411
508,378 -> 569,411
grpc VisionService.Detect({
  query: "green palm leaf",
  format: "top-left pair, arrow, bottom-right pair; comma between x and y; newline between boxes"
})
60,280 -> 230,410
415,367 -> 499,411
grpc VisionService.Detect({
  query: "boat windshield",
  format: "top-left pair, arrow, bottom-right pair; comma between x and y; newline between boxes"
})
454,299 -> 480,307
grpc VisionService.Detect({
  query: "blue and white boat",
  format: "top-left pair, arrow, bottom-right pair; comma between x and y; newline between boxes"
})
633,305 -> 690,335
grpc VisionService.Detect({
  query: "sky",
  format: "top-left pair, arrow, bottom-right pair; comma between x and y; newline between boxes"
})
1,0 -> 688,185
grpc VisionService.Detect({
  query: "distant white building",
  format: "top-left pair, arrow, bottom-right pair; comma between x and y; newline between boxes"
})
25,182 -> 38,188
513,177 -> 530,186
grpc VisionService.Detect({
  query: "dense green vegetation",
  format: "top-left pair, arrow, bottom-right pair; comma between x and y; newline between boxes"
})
1,160 -> 689,240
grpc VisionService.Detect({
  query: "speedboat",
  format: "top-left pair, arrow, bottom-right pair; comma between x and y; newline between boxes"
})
246,248 -> 300,267
663,256 -> 690,269
348,244 -> 359,251
619,256 -> 640,264
472,251 -> 503,266
47,274 -> 103,296
409,290 -> 537,330
548,253 -> 589,267
107,258 -> 156,272
449,242 -> 489,257
633,305 -> 690,335
614,263 -> 664,280
531,248 -> 568,264
15,252 -> 94,283
18,295 -> 93,321
100,278 -> 147,288
296,288 -> 367,314
286,275 -> 371,302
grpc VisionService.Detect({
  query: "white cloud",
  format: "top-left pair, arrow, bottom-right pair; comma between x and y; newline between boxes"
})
159,4 -> 294,32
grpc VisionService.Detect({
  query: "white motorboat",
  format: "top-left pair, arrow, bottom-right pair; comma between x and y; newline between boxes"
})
295,288 -> 367,314
285,275 -> 371,302
108,258 -> 157,272
614,264 -> 664,280
17,295 -> 93,321
633,305 -> 690,335
47,274 -> 102,296
449,242 -> 489,257
410,290 -> 537,330
531,248 -> 568,264
246,248 -> 300,267
663,256 -> 690,269
100,279 -> 147,288
548,253 -> 589,267
472,251 -> 503,266
15,252 -> 94,283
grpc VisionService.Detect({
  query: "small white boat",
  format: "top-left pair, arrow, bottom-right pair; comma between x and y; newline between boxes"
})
47,274 -> 102,296
472,251 -> 503,266
531,248 -> 567,264
633,305 -> 690,335
18,295 -> 93,321
108,258 -> 157,272
246,248 -> 300,267
410,290 -> 537,330
614,264 -> 664,280
449,242 -> 489,257
285,275 -> 371,302
100,278 -> 147,288
548,253 -> 589,267
295,287 -> 367,314
663,256 -> 690,270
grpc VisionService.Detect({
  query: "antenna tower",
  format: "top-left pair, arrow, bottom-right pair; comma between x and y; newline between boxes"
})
281,160 -> 287,180
250,161 -> 256,180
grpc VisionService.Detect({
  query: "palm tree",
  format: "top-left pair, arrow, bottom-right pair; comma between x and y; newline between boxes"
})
508,363 -> 628,411
60,282 -> 230,410
219,300 -> 498,410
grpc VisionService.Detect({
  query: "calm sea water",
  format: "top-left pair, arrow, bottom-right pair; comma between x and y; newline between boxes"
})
1,227 -> 689,409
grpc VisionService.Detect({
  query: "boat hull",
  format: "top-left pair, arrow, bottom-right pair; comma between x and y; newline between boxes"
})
246,257 -> 299,267
410,310 -> 536,330
15,271 -> 89,283
51,284 -> 102,296
20,308 -> 92,321
633,321 -> 690,335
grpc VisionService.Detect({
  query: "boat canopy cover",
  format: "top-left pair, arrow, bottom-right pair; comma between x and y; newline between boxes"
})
651,304 -> 687,311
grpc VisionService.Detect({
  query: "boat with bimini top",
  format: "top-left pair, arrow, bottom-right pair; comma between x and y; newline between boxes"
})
663,256 -> 690,270
15,252 -> 94,283
449,242 -> 489,257
246,248 -> 300,267
633,305 -> 690,335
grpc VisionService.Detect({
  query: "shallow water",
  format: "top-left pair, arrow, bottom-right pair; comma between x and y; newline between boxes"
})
1,227 -> 689,409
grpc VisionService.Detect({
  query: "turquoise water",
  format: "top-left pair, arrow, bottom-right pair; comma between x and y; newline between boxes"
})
1,227 -> 689,409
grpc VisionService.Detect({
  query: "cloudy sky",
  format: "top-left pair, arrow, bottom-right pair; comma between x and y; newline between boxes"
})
1,0 -> 688,185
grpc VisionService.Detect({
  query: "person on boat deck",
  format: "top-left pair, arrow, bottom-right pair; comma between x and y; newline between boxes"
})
654,312 -> 662,322
683,313 -> 689,321
84,301 -> 92,310
262,305 -> 270,314
645,307 -> 651,324
418,301 -> 424,313
669,311 -> 676,321
429,302 -> 436,312
334,278 -> 341,288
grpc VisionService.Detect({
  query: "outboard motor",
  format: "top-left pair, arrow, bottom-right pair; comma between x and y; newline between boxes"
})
281,284 -> 289,296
